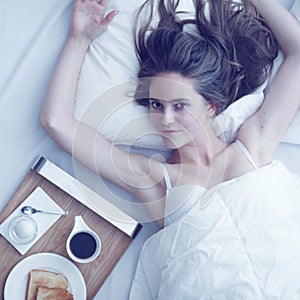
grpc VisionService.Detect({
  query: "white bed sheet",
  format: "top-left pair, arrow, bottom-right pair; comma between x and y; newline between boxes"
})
0,0 -> 299,299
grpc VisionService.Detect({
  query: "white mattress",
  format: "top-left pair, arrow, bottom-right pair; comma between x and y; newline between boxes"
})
0,0 -> 299,299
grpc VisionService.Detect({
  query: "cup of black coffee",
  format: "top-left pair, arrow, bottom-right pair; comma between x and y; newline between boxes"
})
66,216 -> 101,263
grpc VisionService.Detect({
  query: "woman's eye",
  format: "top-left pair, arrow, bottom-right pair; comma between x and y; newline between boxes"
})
174,103 -> 187,110
150,101 -> 163,110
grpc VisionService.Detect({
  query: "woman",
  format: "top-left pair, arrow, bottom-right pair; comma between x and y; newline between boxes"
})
41,0 -> 300,298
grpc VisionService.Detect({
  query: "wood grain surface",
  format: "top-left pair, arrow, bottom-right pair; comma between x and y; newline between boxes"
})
0,169 -> 133,300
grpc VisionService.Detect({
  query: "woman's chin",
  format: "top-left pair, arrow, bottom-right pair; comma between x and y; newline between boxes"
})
162,136 -> 187,150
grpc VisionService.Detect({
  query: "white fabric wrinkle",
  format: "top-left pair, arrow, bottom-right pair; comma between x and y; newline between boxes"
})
131,239 -> 162,299
159,197 -> 262,298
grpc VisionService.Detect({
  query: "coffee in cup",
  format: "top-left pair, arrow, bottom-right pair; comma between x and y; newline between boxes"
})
66,216 -> 101,263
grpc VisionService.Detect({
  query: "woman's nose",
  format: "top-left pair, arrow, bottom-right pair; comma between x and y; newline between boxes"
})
161,107 -> 175,126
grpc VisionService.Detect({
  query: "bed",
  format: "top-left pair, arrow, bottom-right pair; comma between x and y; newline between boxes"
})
1,0 -> 299,299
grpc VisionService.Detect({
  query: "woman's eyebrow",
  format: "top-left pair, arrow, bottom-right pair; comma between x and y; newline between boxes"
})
172,98 -> 190,103
148,97 -> 161,102
148,97 -> 190,102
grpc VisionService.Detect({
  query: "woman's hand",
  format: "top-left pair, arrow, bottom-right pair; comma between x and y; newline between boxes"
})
71,0 -> 118,43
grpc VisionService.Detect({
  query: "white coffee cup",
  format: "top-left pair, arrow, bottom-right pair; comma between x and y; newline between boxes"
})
66,216 -> 101,263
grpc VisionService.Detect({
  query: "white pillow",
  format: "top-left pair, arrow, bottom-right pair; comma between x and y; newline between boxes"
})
75,0 -> 300,147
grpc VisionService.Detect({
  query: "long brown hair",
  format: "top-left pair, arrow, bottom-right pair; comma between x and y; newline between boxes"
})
134,0 -> 278,115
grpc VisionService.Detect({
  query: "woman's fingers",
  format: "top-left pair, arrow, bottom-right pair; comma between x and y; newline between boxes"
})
97,0 -> 109,7
72,0 -> 117,39
101,9 -> 119,27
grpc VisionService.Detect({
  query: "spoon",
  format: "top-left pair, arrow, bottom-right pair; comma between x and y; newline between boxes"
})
21,205 -> 68,216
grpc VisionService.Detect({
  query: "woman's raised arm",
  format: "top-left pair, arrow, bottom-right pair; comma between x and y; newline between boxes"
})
40,0 -> 166,222
40,0 -> 118,159
238,0 -> 300,164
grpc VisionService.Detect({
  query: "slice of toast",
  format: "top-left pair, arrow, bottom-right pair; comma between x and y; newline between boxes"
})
36,287 -> 74,300
26,269 -> 68,300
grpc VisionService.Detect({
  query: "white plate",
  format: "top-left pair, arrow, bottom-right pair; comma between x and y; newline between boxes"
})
4,252 -> 86,300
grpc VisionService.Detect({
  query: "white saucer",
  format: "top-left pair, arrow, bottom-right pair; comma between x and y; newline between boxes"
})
0,187 -> 65,255
4,253 -> 86,300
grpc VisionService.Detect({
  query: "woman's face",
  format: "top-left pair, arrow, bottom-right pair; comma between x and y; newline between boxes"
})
148,72 -> 214,149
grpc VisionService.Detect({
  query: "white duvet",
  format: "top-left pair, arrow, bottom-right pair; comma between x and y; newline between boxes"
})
129,161 -> 300,299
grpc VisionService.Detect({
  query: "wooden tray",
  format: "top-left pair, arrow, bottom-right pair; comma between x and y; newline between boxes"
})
0,169 -> 133,300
